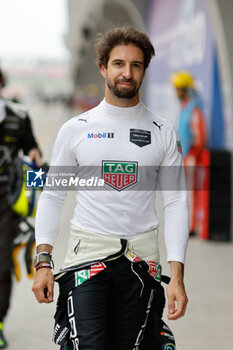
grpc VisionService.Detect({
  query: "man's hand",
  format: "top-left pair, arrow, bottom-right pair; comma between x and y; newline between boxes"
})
167,261 -> 188,320
28,148 -> 42,167
32,268 -> 54,303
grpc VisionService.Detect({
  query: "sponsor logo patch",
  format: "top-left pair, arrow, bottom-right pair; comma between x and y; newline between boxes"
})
124,251 -> 142,262
130,129 -> 151,147
146,261 -> 161,282
102,160 -> 138,191
153,121 -> 163,130
78,118 -> 88,123
75,262 -> 106,286
88,132 -> 114,139
89,262 -> 106,278
75,269 -> 90,286
177,141 -> 183,154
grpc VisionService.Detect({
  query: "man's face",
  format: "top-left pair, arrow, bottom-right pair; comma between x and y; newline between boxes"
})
100,44 -> 145,101
176,87 -> 188,101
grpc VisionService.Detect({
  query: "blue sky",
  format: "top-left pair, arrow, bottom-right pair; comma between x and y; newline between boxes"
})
0,0 -> 68,60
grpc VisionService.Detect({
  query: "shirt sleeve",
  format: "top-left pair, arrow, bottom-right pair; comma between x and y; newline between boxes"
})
157,125 -> 189,264
35,121 -> 77,247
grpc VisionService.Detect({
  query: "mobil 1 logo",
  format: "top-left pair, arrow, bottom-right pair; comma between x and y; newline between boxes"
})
102,161 -> 138,191
88,132 -> 114,139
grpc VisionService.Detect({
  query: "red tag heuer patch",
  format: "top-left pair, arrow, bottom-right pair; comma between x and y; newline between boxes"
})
102,161 -> 138,191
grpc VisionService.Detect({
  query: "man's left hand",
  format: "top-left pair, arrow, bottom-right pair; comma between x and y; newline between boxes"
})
166,278 -> 188,320
167,261 -> 188,320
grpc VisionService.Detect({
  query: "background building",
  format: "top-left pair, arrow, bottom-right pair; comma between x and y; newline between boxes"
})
66,0 -> 233,150
66,0 -> 146,101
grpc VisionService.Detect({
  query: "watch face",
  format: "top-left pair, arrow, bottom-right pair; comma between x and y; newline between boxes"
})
34,254 -> 51,267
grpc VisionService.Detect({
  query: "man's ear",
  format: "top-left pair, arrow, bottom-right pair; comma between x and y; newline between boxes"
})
100,64 -> 107,78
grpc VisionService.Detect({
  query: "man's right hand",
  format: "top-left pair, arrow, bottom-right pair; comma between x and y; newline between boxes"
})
32,268 -> 54,303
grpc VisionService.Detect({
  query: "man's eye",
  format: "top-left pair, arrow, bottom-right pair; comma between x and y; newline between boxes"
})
133,63 -> 142,69
114,62 -> 123,66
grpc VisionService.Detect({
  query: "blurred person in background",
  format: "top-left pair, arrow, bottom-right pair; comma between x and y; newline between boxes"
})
0,70 -> 6,89
0,66 -> 42,348
32,26 -> 189,350
171,71 -> 207,235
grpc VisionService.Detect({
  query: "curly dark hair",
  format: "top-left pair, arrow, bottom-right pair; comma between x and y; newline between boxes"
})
95,25 -> 155,71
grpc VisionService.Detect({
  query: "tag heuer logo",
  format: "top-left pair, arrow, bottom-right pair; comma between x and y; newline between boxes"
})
102,161 -> 138,191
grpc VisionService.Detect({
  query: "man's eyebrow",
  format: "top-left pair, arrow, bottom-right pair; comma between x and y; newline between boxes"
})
111,59 -> 144,65
132,60 -> 144,65
111,59 -> 124,63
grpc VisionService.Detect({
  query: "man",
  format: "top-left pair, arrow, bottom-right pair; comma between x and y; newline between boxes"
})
32,26 -> 189,350
0,67 -> 41,348
171,71 -> 207,234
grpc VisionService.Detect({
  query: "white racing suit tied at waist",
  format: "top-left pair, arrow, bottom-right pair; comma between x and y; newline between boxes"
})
53,226 -> 176,349
60,226 -> 161,281
53,226 -> 176,350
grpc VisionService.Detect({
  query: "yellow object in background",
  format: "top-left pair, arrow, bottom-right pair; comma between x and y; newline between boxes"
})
170,71 -> 195,89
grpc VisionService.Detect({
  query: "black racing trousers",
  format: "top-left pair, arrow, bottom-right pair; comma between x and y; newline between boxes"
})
0,203 -> 14,321
56,256 -> 155,350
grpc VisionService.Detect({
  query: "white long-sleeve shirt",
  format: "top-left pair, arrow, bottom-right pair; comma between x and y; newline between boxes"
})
36,99 -> 189,263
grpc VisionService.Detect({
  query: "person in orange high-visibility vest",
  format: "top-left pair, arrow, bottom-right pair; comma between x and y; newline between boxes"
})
171,71 -> 207,235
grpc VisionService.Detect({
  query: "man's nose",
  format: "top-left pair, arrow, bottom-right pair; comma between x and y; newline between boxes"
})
122,64 -> 132,79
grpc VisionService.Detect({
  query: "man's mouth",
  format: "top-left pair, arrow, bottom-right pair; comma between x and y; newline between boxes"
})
116,80 -> 135,87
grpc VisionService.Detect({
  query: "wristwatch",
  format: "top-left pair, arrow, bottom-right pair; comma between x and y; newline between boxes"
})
33,253 -> 52,268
